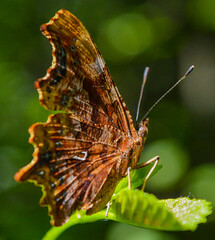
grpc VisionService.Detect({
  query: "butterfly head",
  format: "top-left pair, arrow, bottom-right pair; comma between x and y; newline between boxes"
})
137,118 -> 149,142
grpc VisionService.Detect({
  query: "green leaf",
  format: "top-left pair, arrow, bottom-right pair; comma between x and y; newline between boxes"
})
43,189 -> 212,240
161,197 -> 213,230
109,189 -> 213,231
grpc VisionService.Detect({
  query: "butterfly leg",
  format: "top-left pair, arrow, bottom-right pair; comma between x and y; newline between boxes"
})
127,167 -> 131,190
105,201 -> 111,218
134,156 -> 159,191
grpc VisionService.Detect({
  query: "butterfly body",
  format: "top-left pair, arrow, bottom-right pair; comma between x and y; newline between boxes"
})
15,9 -> 149,226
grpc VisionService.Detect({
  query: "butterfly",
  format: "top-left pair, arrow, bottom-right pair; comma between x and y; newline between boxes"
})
14,9 -> 154,226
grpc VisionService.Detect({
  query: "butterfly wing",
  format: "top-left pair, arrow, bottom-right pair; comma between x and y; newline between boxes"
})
37,9 -> 137,137
15,113 -> 129,225
15,9 -> 137,226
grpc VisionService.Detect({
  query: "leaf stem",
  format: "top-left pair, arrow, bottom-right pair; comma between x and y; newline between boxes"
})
42,211 -> 106,240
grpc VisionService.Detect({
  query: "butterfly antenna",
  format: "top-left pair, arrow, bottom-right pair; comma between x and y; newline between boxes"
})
141,65 -> 195,122
136,67 -> 150,123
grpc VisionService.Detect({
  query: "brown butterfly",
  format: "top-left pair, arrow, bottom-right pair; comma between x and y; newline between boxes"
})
14,9 -> 158,226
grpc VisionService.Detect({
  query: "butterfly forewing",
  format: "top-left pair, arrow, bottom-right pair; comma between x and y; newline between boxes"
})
37,9 -> 136,136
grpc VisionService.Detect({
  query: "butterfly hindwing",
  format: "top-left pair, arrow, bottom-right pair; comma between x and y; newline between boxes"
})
15,113 -> 128,225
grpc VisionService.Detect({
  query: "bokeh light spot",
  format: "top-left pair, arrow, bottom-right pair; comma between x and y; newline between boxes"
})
140,139 -> 189,191
105,13 -> 153,58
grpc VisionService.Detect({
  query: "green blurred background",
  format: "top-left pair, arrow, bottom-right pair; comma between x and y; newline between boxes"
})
1,0 -> 215,239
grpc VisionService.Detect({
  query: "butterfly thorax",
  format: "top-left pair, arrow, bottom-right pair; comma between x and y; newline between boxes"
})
116,118 -> 149,176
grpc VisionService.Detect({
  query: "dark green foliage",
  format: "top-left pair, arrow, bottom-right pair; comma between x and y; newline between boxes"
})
1,0 -> 215,239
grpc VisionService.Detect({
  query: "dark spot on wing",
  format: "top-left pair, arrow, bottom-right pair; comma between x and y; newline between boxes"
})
56,151 -> 61,158
70,45 -> 75,51
56,44 -> 67,76
50,75 -> 62,85
61,94 -> 69,106
40,151 -> 52,163
49,165 -> 56,173
56,142 -> 63,148
59,176 -> 65,185
43,141 -> 49,151
74,58 -> 79,65
46,86 -> 51,93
